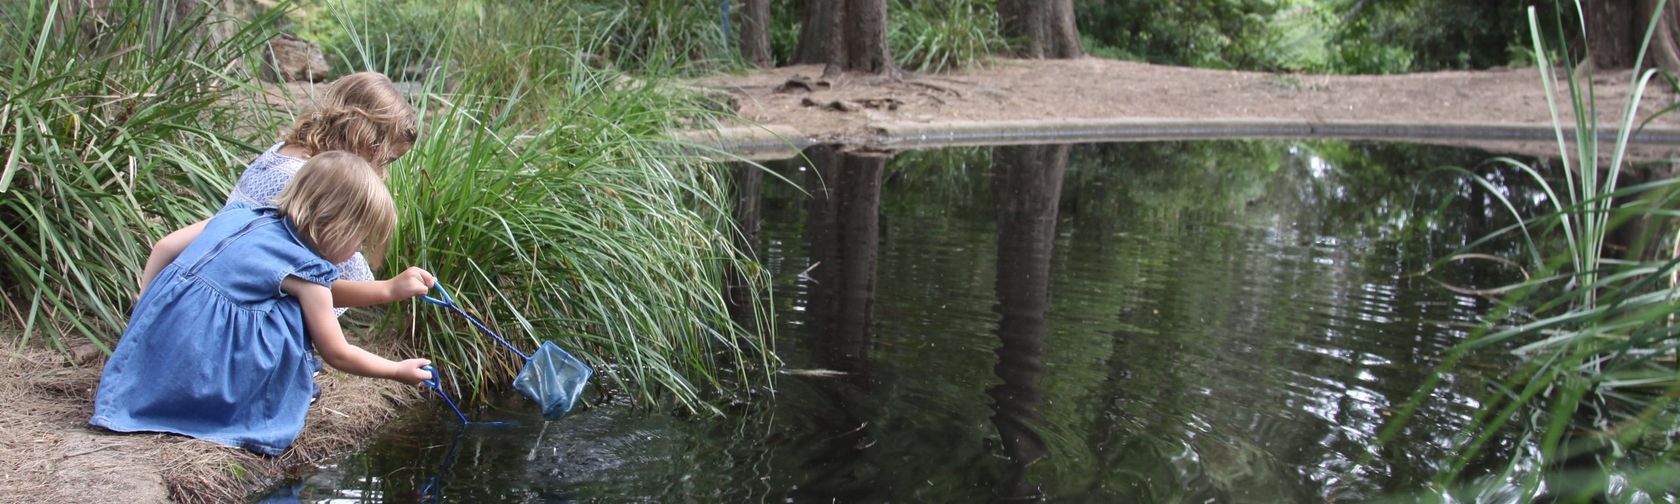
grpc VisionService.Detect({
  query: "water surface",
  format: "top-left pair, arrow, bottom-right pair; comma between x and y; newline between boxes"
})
271,140 -> 1548,502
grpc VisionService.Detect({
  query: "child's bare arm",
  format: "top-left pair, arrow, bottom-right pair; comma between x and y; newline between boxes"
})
284,277 -> 432,385
330,267 -> 436,308
139,218 -> 209,293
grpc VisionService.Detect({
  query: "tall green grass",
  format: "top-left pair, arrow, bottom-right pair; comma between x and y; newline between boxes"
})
889,0 -> 1003,72
312,1 -> 776,411
0,0 -> 282,351
1380,0 -> 1680,498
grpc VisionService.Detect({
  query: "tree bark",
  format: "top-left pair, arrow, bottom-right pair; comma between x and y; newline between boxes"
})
1586,0 -> 1637,70
1588,0 -> 1680,72
1638,0 -> 1680,73
793,0 -> 893,75
999,0 -> 1083,59
739,0 -> 773,67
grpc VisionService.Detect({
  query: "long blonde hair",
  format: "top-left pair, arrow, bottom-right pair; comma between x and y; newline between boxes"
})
284,72 -> 418,170
274,151 -> 396,267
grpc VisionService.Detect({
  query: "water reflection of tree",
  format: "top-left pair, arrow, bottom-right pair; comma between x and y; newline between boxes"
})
987,144 -> 1066,500
727,162 -> 764,332
1046,140 -> 1535,499
794,145 -> 886,500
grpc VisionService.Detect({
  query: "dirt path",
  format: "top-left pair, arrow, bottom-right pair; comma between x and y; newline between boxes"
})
691,58 -> 1680,159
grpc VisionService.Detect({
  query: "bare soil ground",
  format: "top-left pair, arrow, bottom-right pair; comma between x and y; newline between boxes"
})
0,337 -> 421,503
693,58 -> 1680,159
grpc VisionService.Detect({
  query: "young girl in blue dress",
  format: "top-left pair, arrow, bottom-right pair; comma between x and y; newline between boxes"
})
91,151 -> 434,456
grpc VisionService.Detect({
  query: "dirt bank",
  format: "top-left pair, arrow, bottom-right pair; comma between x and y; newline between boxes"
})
690,58 -> 1680,159
0,339 -> 421,503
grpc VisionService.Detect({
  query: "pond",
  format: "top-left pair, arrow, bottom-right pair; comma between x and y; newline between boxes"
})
265,140 -> 1554,502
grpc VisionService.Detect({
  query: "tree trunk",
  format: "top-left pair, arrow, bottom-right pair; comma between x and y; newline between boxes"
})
793,0 -> 893,75
1588,0 -> 1680,72
739,0 -> 773,67
1586,0 -> 1637,70
999,0 -> 1083,59
1639,0 -> 1680,73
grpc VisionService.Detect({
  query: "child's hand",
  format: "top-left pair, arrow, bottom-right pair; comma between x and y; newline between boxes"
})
386,267 -> 436,300
392,358 -> 435,386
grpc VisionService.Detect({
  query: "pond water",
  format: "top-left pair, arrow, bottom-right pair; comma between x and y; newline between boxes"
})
265,140 -> 1552,503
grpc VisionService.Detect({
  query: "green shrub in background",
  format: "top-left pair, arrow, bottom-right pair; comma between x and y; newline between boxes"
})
889,0 -> 1003,72
1075,0 -> 1286,70
295,0 -> 740,78
761,0 -> 1002,72
1072,0 -> 1561,74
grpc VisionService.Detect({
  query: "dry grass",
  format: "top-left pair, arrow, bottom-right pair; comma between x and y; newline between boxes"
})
0,333 -> 423,503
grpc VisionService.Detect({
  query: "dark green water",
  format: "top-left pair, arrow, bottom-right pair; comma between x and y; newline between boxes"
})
267,141 -> 1552,503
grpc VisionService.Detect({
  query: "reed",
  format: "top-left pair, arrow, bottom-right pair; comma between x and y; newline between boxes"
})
1379,0 -> 1680,497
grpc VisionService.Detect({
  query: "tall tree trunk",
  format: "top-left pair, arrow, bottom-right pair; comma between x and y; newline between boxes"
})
1587,0 -> 1680,72
1587,0 -> 1638,70
739,0 -> 773,67
999,0 -> 1083,59
793,0 -> 893,75
844,0 -> 892,73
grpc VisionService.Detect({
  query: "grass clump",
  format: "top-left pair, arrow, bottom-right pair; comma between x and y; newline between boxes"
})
0,0 -> 282,351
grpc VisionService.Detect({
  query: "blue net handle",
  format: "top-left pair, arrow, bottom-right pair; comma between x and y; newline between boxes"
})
421,365 -> 471,425
421,365 -> 516,428
420,283 -> 530,361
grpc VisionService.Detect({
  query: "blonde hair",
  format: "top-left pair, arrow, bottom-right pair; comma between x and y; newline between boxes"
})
284,72 -> 418,170
274,151 -> 396,268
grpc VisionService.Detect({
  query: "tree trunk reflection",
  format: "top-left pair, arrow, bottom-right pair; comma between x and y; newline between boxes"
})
988,144 -> 1068,500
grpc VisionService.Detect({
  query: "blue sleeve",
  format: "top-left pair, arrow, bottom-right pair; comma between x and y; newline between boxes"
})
282,256 -> 341,289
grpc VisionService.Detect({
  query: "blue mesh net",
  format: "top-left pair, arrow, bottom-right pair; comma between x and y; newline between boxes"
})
512,341 -> 592,419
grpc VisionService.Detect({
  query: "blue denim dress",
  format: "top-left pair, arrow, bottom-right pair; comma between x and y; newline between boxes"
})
90,204 -> 338,455
227,143 -> 374,317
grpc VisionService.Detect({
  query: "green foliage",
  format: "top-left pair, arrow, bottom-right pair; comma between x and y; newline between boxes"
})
1379,1 -> 1680,497
295,0 -> 740,78
1071,0 -> 1559,74
289,0 -> 455,76
888,0 -> 1003,72
1075,0 -> 1287,70
0,0 -> 282,351
1327,0 -> 1549,73
762,0 -> 1003,72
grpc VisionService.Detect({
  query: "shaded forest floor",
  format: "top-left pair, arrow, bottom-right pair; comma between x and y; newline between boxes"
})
693,58 -> 1680,160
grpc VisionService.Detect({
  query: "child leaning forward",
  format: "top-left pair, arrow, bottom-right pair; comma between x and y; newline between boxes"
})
91,151 -> 433,455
